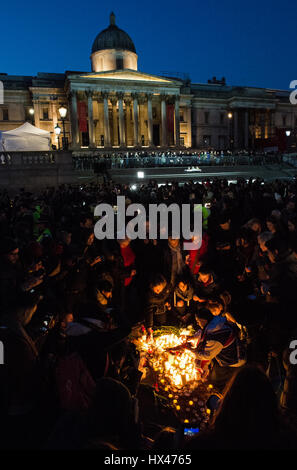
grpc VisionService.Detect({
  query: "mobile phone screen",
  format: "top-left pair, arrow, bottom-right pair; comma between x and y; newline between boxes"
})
247,294 -> 256,300
184,427 -> 199,436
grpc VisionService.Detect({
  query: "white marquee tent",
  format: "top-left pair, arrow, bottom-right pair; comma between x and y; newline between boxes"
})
0,122 -> 51,151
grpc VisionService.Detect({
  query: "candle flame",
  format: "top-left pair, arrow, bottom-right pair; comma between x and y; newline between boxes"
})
134,331 -> 201,391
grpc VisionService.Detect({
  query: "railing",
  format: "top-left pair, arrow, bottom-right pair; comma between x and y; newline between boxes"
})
72,153 -> 282,171
0,150 -> 284,171
0,151 -> 57,165
283,153 -> 297,168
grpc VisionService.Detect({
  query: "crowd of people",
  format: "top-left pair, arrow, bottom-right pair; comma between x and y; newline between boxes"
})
72,149 -> 281,171
0,174 -> 297,450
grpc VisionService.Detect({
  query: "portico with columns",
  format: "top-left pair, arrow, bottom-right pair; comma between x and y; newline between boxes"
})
66,70 -> 191,149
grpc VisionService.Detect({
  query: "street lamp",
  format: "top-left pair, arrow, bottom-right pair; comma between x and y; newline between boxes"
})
28,107 -> 34,124
58,104 -> 68,150
227,112 -> 233,151
54,124 -> 61,150
286,130 -> 292,151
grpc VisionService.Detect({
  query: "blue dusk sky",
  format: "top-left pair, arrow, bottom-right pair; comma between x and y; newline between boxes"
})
1,0 -> 297,90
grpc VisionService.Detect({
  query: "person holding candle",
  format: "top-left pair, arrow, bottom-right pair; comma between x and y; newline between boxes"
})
144,273 -> 172,334
192,309 -> 246,391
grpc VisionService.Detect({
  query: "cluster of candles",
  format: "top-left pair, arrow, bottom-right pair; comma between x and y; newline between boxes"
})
134,328 -> 214,425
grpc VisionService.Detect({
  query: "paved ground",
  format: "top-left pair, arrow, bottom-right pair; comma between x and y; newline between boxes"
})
77,164 -> 297,185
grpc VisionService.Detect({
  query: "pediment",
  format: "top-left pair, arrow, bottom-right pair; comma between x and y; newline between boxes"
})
78,69 -> 181,84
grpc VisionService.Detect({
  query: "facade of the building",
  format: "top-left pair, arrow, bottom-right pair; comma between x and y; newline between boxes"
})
0,12 -> 296,152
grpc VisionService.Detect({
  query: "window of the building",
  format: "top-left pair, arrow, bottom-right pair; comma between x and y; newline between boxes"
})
219,135 -> 226,149
180,111 -> 185,122
180,136 -> 185,145
204,112 -> 209,124
82,132 -> 89,147
255,126 -> 261,139
282,115 -> 287,126
203,135 -> 211,146
220,113 -> 224,124
43,108 -> 49,120
153,107 -> 157,119
116,57 -> 124,70
2,108 -> 8,121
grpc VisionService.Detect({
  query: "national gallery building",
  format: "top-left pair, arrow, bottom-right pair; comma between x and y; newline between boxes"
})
0,13 -> 296,152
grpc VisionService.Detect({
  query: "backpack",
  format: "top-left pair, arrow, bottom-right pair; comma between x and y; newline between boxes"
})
55,352 -> 96,412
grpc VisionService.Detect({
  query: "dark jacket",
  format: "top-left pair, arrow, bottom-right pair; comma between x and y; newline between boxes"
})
161,243 -> 186,285
0,315 -> 40,415
195,275 -> 221,300
144,284 -> 171,328
267,250 -> 297,321
0,258 -> 24,310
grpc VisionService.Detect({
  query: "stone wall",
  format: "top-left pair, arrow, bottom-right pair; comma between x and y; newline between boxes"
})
0,151 -> 76,191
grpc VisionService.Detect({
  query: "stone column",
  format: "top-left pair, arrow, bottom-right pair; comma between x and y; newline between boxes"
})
51,100 -> 58,127
86,90 -> 95,148
117,92 -> 126,147
174,96 -> 180,147
138,95 -> 146,146
124,97 -> 132,146
132,93 -> 139,147
244,110 -> 249,149
68,90 -> 79,148
51,101 -> 58,148
161,94 -> 167,147
186,106 -> 192,147
110,96 -> 118,146
233,110 -> 239,149
33,98 -> 40,128
146,93 -> 153,147
102,92 -> 111,147
96,94 -> 104,146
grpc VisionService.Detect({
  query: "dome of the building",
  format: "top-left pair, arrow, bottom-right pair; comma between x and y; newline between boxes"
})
92,12 -> 136,54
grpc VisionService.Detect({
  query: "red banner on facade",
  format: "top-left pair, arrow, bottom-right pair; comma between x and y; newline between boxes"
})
166,104 -> 174,133
78,101 -> 88,133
